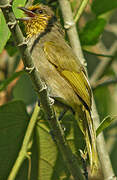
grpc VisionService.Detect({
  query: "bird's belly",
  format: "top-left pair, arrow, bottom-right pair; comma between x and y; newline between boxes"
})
44,68 -> 81,109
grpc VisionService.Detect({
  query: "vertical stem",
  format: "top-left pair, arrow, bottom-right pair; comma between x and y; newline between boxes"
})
58,0 -> 86,65
74,0 -> 89,23
92,99 -> 116,180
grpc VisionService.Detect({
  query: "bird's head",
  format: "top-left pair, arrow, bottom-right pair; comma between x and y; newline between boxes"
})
18,4 -> 56,37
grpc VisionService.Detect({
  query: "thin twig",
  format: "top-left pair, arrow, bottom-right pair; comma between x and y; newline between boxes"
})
83,49 -> 114,58
74,0 -> 89,23
92,77 -> 117,90
58,0 -> 116,179
0,70 -> 25,92
0,1 -> 84,180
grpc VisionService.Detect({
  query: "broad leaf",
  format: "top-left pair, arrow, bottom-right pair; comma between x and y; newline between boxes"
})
0,71 -> 24,92
13,0 -> 27,18
0,0 -> 27,54
13,73 -> 37,105
35,111 -> 84,180
92,0 -> 117,16
80,18 -> 106,46
0,12 -> 11,53
0,101 -> 29,180
94,86 -> 112,120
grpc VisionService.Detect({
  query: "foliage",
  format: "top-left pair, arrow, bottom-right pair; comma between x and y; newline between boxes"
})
0,0 -> 117,179
0,101 -> 29,179
92,0 -> 117,16
80,18 -> 106,45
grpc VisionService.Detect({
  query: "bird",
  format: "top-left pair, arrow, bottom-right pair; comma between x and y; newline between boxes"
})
18,3 -> 98,173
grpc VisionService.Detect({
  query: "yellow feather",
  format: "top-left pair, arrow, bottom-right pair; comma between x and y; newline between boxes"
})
61,70 -> 91,109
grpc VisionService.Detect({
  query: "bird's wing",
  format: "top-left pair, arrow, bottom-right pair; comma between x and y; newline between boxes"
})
44,41 -> 92,109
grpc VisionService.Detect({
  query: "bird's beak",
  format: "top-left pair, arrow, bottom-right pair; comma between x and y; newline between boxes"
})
17,7 -> 35,21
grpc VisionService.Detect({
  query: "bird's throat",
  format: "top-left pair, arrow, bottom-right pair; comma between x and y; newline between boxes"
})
24,15 -> 57,38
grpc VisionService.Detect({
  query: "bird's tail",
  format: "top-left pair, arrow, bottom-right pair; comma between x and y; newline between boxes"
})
76,107 -> 98,174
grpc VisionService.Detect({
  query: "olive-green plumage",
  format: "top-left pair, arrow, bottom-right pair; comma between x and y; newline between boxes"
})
19,4 -> 98,173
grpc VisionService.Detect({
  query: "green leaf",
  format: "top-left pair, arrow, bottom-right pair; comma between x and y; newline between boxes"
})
5,36 -> 18,56
36,120 -> 69,180
80,18 -> 106,46
13,0 -> 27,18
0,12 -> 11,53
0,71 -> 25,92
94,86 -> 112,120
35,111 -> 84,180
13,73 -> 37,105
96,115 -> 117,137
92,0 -> 117,16
0,101 -> 29,180
5,22 -> 26,56
0,0 -> 26,54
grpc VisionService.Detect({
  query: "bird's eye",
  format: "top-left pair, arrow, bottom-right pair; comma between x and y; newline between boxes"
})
38,9 -> 43,14
32,9 -> 43,14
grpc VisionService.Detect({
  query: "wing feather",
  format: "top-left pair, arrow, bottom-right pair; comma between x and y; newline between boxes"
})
62,70 -> 91,108
44,41 -> 91,109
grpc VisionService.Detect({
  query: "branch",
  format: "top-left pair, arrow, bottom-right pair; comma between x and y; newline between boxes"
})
58,0 -> 116,179
0,1 -> 84,180
58,0 -> 86,66
92,77 -> 117,90
83,49 -> 114,58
